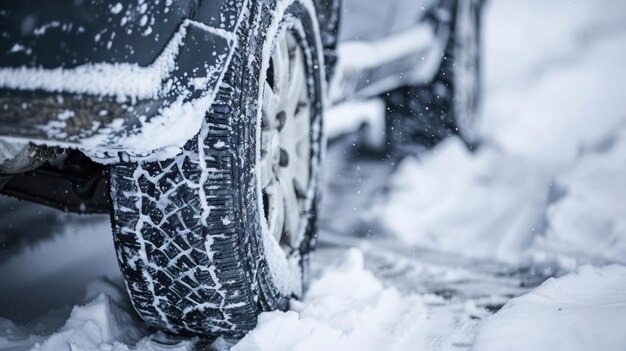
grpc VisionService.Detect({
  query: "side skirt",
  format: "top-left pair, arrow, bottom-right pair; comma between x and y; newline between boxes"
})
0,151 -> 110,214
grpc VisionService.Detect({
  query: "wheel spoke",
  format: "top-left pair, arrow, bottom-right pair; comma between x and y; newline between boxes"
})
263,82 -> 278,129
286,48 -> 306,113
272,38 -> 290,98
267,183 -> 285,243
291,153 -> 310,195
259,134 -> 274,188
278,172 -> 300,246
281,104 -> 311,144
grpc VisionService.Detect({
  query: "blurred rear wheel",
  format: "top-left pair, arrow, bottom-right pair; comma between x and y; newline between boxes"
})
384,0 -> 482,150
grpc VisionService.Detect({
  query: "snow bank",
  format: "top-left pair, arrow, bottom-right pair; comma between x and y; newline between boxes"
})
379,129 -> 626,267
472,265 -> 626,351
28,295 -> 144,351
531,127 -> 626,268
378,137 -> 550,263
0,287 -> 146,351
482,0 -> 626,167
234,249 -> 429,350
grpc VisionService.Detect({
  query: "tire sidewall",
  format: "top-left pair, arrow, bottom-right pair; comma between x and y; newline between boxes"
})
236,0 -> 325,307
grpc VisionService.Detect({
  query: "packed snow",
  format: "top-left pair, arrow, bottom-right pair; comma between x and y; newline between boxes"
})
2,0 -> 626,350
235,248 -> 479,351
472,265 -> 626,351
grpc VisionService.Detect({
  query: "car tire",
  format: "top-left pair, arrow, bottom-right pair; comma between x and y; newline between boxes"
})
108,1 -> 325,338
383,0 -> 482,149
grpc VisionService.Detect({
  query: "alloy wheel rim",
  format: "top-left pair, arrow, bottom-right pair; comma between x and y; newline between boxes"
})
260,31 -> 312,252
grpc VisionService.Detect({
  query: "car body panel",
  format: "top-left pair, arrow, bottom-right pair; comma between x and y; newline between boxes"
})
0,22 -> 233,161
0,0 -> 245,69
338,0 -> 437,41
0,0 -> 243,160
331,0 -> 450,102
0,0 -> 195,69
382,0 -> 438,36
337,1 -> 392,41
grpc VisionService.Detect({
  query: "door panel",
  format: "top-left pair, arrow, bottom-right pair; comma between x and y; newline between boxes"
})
338,1 -> 391,41
384,0 -> 436,36
339,0 -> 437,42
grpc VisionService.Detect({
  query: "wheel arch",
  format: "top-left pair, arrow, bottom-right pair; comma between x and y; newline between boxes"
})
0,0 -> 249,161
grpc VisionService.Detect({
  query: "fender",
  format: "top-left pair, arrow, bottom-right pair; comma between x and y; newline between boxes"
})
0,0 -> 247,162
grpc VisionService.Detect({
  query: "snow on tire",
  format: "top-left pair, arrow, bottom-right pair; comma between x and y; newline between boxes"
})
108,0 -> 325,338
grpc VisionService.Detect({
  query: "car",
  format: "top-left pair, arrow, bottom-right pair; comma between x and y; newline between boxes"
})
0,0 -> 483,338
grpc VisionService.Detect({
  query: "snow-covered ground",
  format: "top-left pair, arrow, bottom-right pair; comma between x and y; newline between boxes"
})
472,265 -> 626,351
2,0 -> 626,350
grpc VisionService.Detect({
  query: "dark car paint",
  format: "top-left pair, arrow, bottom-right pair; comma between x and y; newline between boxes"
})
0,0 -> 339,152
0,0 -> 244,69
0,0 -> 244,152
0,24 -> 231,150
338,0 -> 437,41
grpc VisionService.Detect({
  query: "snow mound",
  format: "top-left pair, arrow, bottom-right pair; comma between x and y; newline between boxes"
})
378,137 -> 549,263
379,126 -> 626,268
0,292 -> 145,351
532,127 -> 626,267
31,295 -> 143,351
482,0 -> 626,167
234,249 -> 462,351
472,265 -> 626,351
